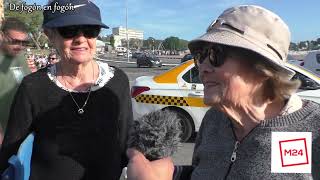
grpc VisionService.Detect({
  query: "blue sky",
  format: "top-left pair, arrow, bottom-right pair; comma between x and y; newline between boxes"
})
26,0 -> 319,42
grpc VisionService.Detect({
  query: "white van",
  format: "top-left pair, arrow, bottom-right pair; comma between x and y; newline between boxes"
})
303,50 -> 320,76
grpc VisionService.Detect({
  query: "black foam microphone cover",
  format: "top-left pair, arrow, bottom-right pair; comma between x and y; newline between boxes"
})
127,110 -> 182,161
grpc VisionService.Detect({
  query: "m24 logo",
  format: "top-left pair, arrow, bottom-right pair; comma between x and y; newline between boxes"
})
271,132 -> 312,173
279,138 -> 309,167
284,149 -> 303,156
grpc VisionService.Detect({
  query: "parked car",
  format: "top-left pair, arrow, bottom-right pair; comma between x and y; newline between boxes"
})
136,54 -> 162,67
124,51 -> 132,57
288,59 -> 304,66
132,52 -> 143,59
180,54 -> 194,63
303,50 -> 320,76
117,52 -> 124,56
131,60 -> 320,142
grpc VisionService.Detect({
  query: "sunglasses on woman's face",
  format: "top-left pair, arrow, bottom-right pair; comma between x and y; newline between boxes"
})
57,25 -> 101,39
193,45 -> 225,69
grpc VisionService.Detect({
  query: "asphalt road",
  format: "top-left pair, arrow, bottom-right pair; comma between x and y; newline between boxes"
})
97,55 -> 195,165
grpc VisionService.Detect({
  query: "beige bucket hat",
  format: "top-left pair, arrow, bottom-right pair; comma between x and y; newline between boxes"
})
188,5 -> 295,78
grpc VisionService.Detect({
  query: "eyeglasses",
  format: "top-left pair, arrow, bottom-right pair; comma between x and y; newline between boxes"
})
57,25 -> 101,39
5,36 -> 29,46
193,45 -> 226,68
49,57 -> 57,60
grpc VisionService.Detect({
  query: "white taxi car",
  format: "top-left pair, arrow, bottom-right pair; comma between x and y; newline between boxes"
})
131,60 -> 320,142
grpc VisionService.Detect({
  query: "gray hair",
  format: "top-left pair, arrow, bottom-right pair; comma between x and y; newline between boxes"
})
254,63 -> 300,101
226,46 -> 301,101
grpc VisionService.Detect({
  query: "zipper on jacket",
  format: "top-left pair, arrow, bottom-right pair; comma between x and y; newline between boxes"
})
230,141 -> 240,162
224,141 -> 240,180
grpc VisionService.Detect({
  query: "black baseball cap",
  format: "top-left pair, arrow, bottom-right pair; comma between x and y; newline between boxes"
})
43,0 -> 109,29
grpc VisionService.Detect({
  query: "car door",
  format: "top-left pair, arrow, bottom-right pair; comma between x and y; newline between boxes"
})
316,53 -> 320,75
177,64 -> 209,131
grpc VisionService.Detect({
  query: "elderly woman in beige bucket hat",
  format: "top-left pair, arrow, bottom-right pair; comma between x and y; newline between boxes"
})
126,5 -> 320,180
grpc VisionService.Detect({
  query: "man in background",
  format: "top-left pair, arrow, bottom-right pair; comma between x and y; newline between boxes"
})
0,17 -> 31,144
48,51 -> 59,65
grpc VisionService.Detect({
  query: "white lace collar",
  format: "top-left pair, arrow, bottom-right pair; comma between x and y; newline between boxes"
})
279,94 -> 303,116
47,61 -> 115,93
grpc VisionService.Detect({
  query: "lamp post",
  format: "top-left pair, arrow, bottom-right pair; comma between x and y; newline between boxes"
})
126,0 -> 129,62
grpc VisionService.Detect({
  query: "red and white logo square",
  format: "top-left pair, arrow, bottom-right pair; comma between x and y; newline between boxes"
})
271,132 -> 312,173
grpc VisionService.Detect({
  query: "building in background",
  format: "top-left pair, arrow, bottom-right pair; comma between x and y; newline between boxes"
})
112,26 -> 144,47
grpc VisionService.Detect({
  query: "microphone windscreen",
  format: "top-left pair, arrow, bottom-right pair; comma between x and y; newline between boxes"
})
127,110 -> 182,161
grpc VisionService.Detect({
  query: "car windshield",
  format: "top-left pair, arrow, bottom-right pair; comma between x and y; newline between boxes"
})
288,64 -> 320,79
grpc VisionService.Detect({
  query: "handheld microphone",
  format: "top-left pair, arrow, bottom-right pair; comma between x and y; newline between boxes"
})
127,110 -> 182,160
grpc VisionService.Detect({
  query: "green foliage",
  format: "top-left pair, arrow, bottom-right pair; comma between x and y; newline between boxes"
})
143,37 -> 156,49
179,39 -> 189,50
110,35 -> 115,48
162,36 -> 189,50
290,38 -> 320,51
129,38 -> 143,49
4,0 -> 43,32
289,42 -> 298,51
163,36 -> 180,50
4,0 -> 44,49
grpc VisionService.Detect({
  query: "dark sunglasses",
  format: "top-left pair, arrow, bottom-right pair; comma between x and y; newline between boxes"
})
5,37 -> 29,46
49,57 -> 57,60
193,45 -> 226,68
57,25 -> 101,39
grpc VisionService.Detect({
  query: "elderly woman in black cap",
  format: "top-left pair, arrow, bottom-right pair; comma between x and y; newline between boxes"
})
0,0 -> 132,179
126,5 -> 320,180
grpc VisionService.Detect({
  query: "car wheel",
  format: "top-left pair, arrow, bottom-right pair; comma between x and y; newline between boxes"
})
178,111 -> 193,142
137,64 -> 140,68
165,109 -> 193,142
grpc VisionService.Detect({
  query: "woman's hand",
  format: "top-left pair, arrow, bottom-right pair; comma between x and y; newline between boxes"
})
126,148 -> 174,180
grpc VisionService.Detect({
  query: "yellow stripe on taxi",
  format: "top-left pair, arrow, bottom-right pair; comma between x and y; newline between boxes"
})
153,60 -> 194,83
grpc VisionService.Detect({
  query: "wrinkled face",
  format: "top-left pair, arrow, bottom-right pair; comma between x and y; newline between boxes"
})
47,26 -> 100,64
197,47 -> 264,107
2,29 -> 28,57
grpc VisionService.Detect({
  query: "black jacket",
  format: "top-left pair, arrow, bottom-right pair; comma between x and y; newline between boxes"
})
0,66 -> 133,180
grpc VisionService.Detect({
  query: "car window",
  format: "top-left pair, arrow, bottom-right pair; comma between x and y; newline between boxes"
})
291,71 -> 320,90
182,67 -> 201,84
316,53 -> 320,64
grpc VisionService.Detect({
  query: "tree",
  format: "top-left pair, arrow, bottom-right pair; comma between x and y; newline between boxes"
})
179,39 -> 189,50
4,0 -> 44,49
129,38 -> 143,49
163,36 -> 180,51
143,37 -> 156,49
289,42 -> 298,51
163,36 -> 188,51
298,41 -> 308,50
110,35 -> 115,48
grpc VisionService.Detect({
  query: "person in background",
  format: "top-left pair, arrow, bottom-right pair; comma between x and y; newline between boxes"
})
126,5 -> 320,180
48,51 -> 59,65
0,17 -> 31,143
0,0 -> 133,179
25,50 -> 38,72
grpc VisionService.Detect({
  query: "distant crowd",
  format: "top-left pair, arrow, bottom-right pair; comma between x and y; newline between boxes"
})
25,51 -> 60,72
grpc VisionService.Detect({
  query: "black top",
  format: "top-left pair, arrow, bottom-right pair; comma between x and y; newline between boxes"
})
0,66 -> 133,180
